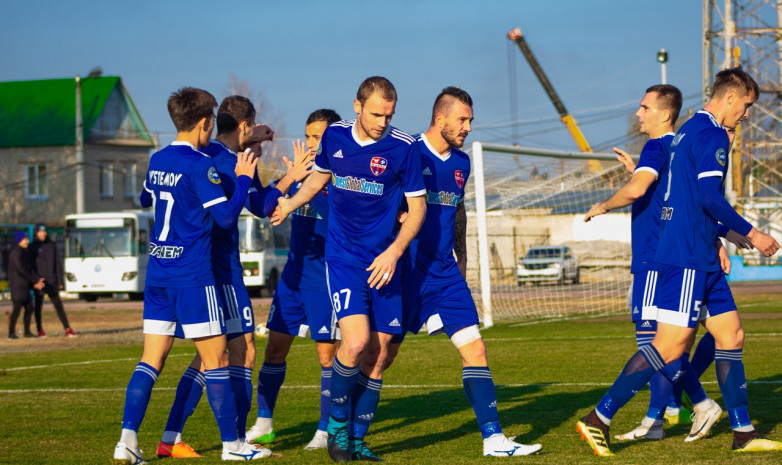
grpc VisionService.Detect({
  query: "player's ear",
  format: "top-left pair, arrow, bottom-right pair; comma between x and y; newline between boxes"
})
353,99 -> 362,114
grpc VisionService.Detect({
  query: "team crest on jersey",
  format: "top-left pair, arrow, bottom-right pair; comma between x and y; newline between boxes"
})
317,143 -> 322,156
716,148 -> 727,166
370,156 -> 388,176
455,170 -> 465,188
208,167 -> 221,184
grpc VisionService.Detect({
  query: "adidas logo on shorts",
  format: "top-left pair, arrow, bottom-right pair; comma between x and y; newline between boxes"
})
389,318 -> 401,327
423,167 -> 432,175
333,150 -> 344,158
318,326 -> 329,334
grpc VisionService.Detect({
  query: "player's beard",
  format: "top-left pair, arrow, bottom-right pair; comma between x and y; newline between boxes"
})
442,128 -> 467,149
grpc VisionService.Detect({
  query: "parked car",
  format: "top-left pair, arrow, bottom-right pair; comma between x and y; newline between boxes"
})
517,245 -> 579,285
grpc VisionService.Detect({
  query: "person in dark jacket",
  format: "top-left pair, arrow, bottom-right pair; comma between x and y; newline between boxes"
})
31,223 -> 78,338
7,230 -> 43,339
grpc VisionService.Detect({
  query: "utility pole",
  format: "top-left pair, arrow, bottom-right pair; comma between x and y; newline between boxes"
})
75,75 -> 85,214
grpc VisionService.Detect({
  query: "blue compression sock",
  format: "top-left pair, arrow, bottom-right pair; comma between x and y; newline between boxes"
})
350,372 -> 382,439
163,367 -> 204,439
715,349 -> 752,430
229,366 -> 253,440
205,368 -> 239,442
597,346 -> 663,422
122,362 -> 159,431
691,332 -> 716,377
319,366 -> 332,431
329,356 -> 360,421
256,362 -> 286,419
463,366 -> 502,438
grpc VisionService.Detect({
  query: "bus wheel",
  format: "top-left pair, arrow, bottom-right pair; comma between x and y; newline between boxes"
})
80,293 -> 98,302
128,292 -> 144,301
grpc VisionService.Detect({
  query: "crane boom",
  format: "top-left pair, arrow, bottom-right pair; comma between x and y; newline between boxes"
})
507,27 -> 593,154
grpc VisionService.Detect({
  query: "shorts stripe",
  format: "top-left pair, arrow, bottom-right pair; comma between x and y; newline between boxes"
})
325,262 -> 339,340
223,284 -> 239,320
206,286 -> 220,326
679,269 -> 695,316
643,271 -> 657,308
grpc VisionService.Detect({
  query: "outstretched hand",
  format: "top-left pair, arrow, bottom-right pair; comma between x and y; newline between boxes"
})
584,202 -> 606,222
613,147 -> 636,175
283,140 -> 315,182
271,197 -> 292,226
234,149 -> 259,178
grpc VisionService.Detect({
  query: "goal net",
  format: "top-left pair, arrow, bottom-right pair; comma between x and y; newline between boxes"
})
465,142 -> 635,326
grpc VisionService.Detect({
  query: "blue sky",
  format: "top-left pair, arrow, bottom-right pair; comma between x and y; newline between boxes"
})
3,1 -> 705,151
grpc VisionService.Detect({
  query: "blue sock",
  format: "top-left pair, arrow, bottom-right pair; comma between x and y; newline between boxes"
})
598,346 -> 663,422
256,362 -> 286,419
691,332 -> 715,377
205,368 -> 238,442
329,356 -> 360,421
463,366 -> 501,438
229,366 -> 253,440
715,349 -> 752,430
163,367 -> 205,437
122,362 -> 159,431
661,355 -> 707,405
647,372 -> 672,421
319,366 -> 332,431
350,372 -> 382,439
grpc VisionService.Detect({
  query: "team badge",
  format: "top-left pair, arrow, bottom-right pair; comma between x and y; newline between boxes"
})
455,170 -> 465,188
208,167 -> 222,184
715,148 -> 727,166
317,143 -> 322,155
370,156 -> 388,176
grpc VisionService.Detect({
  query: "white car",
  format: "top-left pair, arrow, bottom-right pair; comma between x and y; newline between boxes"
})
517,245 -> 579,285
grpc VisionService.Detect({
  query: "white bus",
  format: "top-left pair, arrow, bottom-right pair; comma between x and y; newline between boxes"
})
64,211 -> 153,301
64,211 -> 289,300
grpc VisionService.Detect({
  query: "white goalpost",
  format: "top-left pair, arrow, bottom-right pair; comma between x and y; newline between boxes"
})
468,141 -> 634,328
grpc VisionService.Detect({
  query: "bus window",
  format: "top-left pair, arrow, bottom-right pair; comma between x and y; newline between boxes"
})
66,221 -> 135,258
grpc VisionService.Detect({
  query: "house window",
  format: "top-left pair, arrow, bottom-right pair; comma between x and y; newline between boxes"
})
100,163 -> 114,197
25,164 -> 48,199
124,163 -> 137,198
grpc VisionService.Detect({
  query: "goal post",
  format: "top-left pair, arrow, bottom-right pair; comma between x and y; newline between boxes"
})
469,141 -> 633,328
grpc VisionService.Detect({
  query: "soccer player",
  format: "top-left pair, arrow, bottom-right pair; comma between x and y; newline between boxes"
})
577,67 -> 782,456
112,87 -> 270,464
246,109 -> 342,451
271,76 -> 427,462
155,95 -> 312,458
387,87 -> 542,457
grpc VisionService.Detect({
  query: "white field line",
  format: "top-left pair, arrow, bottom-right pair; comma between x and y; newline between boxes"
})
2,379 -> 782,394
4,333 -> 782,372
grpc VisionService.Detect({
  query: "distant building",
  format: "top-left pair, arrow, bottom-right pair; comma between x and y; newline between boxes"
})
0,76 -> 155,225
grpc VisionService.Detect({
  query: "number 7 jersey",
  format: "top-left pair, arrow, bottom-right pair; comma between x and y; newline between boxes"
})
143,141 -> 230,287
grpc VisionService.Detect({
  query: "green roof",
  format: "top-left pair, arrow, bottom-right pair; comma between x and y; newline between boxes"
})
0,76 -> 153,148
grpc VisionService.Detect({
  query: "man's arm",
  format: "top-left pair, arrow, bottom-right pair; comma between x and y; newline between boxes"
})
270,170 -> 331,225
613,147 -> 636,175
584,171 -> 656,222
367,195 -> 426,289
454,202 -> 467,278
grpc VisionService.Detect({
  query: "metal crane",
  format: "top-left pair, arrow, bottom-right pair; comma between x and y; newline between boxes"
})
507,27 -> 594,156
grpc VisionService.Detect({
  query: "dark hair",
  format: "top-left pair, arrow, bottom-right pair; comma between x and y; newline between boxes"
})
167,87 -> 217,132
711,66 -> 759,101
356,76 -> 397,104
645,84 -> 683,124
306,109 -> 341,126
430,86 -> 473,126
216,95 -> 256,135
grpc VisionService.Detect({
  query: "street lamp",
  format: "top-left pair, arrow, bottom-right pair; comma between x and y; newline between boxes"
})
657,49 -> 668,84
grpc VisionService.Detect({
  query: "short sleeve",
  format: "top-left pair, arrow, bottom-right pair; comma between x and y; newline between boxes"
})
313,127 -> 332,174
401,143 -> 426,197
634,139 -> 667,180
193,157 -> 228,208
695,126 -> 730,180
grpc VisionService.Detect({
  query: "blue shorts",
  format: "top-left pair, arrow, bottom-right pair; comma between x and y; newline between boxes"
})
219,282 -> 255,338
631,270 -> 658,329
143,285 -> 225,339
267,276 -> 337,341
325,261 -> 402,335
653,264 -> 736,328
395,278 -> 478,343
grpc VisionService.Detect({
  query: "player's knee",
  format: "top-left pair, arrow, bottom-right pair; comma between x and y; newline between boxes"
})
340,338 -> 369,363
384,343 -> 400,370
717,326 -> 744,350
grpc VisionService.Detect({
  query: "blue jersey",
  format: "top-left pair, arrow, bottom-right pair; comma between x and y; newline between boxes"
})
656,110 -> 730,271
313,120 -> 426,267
402,133 -> 469,285
201,141 -> 274,284
144,142 -> 228,287
280,181 -> 329,291
630,133 -> 674,273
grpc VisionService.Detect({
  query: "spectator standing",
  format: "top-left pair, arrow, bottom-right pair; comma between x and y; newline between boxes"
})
7,231 -> 43,339
31,223 -> 78,338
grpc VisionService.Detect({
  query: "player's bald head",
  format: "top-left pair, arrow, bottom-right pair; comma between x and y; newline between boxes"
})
356,76 -> 397,104
430,87 -> 473,127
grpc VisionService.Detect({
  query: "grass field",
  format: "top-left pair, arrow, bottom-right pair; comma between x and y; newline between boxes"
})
1,286 -> 781,464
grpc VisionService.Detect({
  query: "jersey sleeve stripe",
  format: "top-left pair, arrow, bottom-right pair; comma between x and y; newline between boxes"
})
203,196 -> 228,208
314,163 -> 331,174
634,166 -> 659,178
697,171 -> 724,179
404,188 -> 427,197
143,180 -> 152,193
390,129 -> 415,144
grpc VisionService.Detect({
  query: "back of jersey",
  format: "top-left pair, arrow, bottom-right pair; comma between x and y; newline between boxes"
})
145,141 -> 229,287
656,111 -> 730,271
